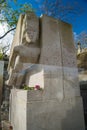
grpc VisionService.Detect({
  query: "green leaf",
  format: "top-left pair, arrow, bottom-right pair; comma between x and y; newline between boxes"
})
0,1 -> 35,28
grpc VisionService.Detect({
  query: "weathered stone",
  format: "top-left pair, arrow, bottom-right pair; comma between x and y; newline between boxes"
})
6,69 -> 17,86
10,89 -> 85,130
59,20 -> 77,68
7,13 -> 40,87
8,13 -> 40,72
21,13 -> 39,44
0,61 -> 4,104
6,70 -> 24,88
8,14 -> 85,130
9,89 -> 27,130
13,58 -> 23,72
63,67 -> 80,98
15,73 -> 24,88
10,45 -> 40,69
25,65 -> 64,101
9,14 -> 24,68
27,97 -> 85,130
40,15 -> 62,66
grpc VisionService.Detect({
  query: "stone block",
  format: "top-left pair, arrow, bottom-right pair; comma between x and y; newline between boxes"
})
39,15 -> 77,68
27,97 -> 85,130
63,67 -> 80,98
25,65 -> 44,89
42,66 -> 64,101
27,90 -> 43,101
59,20 -> 77,68
40,15 -> 62,66
25,64 -> 64,101
9,89 -> 85,130
25,64 -> 81,101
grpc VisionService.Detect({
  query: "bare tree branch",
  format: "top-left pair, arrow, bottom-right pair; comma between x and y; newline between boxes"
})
75,31 -> 87,48
38,0 -> 83,23
2,44 -> 10,53
0,41 -> 10,54
0,27 -> 16,39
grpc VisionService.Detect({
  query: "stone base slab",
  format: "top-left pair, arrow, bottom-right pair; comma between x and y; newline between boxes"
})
9,89 -> 85,130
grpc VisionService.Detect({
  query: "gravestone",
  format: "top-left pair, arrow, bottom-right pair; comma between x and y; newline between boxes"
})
7,14 -> 85,130
0,61 -> 4,104
0,61 -> 4,129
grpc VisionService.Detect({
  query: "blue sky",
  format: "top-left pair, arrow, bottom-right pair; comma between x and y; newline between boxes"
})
70,0 -> 87,34
1,0 -> 87,53
9,0 -> 87,34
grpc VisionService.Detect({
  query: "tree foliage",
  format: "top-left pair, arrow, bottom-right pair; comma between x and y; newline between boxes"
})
0,41 -> 10,54
0,52 -> 3,60
0,0 -> 34,39
0,1 -> 34,28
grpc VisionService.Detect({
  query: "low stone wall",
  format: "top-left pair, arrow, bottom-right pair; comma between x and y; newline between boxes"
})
0,61 -> 4,104
9,89 -> 27,130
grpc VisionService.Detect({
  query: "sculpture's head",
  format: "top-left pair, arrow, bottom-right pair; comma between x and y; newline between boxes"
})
21,13 -> 39,45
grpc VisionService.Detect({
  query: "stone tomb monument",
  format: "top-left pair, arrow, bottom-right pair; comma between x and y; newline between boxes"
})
7,13 -> 85,130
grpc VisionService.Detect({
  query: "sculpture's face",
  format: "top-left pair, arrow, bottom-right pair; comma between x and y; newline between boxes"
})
26,21 -> 39,43
22,13 -> 39,43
